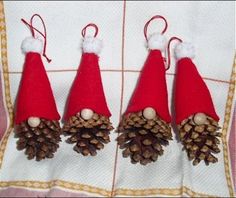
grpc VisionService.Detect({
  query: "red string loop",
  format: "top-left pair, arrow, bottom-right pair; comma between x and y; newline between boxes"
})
144,15 -> 168,41
166,36 -> 182,70
81,23 -> 98,38
21,19 -> 44,38
21,14 -> 51,63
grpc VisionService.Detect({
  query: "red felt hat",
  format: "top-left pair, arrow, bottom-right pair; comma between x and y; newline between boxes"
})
15,37 -> 60,124
174,42 -> 219,124
125,33 -> 171,123
64,36 -> 111,121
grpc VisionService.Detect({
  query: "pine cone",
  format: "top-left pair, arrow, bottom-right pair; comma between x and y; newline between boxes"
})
15,119 -> 61,161
178,114 -> 221,166
63,113 -> 113,156
117,111 -> 172,165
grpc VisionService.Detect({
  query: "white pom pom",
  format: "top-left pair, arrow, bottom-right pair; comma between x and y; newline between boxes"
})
21,37 -> 43,54
147,33 -> 167,51
174,42 -> 195,60
82,36 -> 102,55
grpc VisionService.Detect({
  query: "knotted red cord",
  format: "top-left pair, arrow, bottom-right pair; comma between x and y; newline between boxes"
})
144,15 -> 168,41
166,36 -> 182,70
21,14 -> 51,63
81,23 -> 99,38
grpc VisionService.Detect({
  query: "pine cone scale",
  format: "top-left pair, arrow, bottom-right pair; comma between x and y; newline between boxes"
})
63,113 -> 113,156
117,111 -> 172,165
15,119 -> 62,161
179,115 -> 221,166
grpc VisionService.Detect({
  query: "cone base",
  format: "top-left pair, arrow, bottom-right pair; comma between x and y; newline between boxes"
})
15,119 -> 62,161
63,113 -> 113,156
178,114 -> 221,166
117,111 -> 172,165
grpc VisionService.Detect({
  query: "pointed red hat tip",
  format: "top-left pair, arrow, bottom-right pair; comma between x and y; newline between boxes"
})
64,52 -> 111,121
125,49 -> 171,123
174,57 -> 219,124
15,52 -> 60,124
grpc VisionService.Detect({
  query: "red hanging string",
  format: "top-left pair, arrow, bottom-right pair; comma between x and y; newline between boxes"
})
21,14 -> 51,63
144,15 -> 168,41
81,23 -> 99,38
166,36 -> 182,70
21,19 -> 45,39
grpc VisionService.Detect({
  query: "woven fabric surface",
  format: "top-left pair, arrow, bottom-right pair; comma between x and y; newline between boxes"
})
0,1 -> 235,197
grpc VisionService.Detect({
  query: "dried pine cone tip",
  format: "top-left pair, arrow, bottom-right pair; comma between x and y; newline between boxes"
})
117,111 -> 172,165
178,113 -> 221,166
63,113 -> 113,156
15,118 -> 62,161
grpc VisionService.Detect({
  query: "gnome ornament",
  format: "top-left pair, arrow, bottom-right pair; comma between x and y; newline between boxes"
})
63,24 -> 113,156
15,14 -> 61,161
174,41 -> 221,166
117,16 -> 172,165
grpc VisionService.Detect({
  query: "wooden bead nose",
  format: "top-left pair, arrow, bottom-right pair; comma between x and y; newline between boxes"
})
143,107 -> 156,120
193,113 -> 207,125
28,117 -> 40,127
80,109 -> 94,120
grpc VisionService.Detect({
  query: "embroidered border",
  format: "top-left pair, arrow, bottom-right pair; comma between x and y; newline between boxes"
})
0,1 -> 13,169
